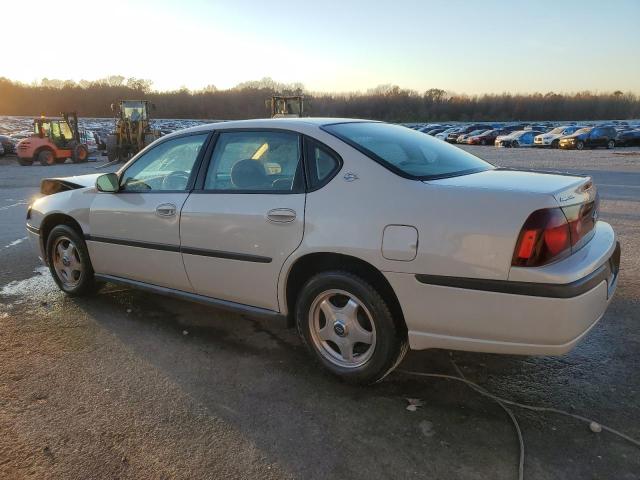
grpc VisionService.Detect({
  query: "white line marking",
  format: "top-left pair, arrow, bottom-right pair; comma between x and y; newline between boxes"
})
598,183 -> 640,189
0,201 -> 28,211
3,237 -> 27,249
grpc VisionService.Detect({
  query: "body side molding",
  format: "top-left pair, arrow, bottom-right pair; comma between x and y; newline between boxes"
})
94,274 -> 284,320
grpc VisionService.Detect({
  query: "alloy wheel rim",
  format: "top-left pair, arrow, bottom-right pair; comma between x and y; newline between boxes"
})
52,236 -> 83,288
309,289 -> 376,368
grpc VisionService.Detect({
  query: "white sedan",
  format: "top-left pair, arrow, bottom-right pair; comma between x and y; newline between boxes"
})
26,118 -> 620,384
534,125 -> 585,148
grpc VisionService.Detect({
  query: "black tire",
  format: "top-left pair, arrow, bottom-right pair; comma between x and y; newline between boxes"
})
551,140 -> 559,149
480,139 -> 487,146
46,224 -> 98,296
72,144 -> 89,163
511,140 -> 519,148
606,139 -> 615,149
295,271 -> 408,384
106,134 -> 119,162
37,149 -> 55,166
17,157 -> 33,166
576,140 -> 584,150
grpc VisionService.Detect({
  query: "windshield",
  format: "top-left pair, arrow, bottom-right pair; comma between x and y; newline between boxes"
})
467,129 -> 487,136
549,127 -> 565,134
323,122 -> 492,180
122,101 -> 147,120
574,127 -> 592,135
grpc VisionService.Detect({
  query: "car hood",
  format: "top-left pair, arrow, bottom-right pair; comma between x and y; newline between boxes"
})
424,168 -> 596,206
562,132 -> 587,140
40,173 -> 101,195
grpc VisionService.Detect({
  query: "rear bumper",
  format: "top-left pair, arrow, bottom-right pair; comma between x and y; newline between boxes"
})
386,225 -> 619,355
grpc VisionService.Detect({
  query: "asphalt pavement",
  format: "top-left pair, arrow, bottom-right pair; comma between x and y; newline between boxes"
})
1,147 -> 639,479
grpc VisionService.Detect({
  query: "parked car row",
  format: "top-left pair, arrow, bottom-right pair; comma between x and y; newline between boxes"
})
408,121 -> 640,150
0,135 -> 17,155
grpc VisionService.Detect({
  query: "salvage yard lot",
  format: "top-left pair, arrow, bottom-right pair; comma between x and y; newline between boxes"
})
1,147 -> 639,479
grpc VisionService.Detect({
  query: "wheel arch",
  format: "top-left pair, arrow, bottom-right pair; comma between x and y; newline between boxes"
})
282,252 -> 407,335
40,213 -> 84,261
34,145 -> 58,160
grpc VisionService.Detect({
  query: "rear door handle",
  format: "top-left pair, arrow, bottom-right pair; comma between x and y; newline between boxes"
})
267,208 -> 296,223
156,203 -> 177,217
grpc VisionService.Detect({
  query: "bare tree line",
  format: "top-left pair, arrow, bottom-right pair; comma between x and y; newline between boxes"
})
0,76 -> 638,121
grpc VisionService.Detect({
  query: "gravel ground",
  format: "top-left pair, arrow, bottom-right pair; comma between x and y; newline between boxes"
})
1,146 -> 639,480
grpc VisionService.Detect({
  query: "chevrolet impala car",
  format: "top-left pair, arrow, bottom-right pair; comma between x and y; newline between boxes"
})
25,118 -> 620,384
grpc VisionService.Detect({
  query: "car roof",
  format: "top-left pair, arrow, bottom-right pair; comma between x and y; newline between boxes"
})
165,117 -> 377,138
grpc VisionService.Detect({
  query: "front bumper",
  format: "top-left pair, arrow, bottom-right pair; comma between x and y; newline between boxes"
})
386,223 -> 619,355
26,223 -> 45,263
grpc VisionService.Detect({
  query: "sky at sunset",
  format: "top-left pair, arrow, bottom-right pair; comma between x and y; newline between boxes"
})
4,0 -> 639,94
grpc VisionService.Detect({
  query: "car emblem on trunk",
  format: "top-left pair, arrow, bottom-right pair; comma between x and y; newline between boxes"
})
343,172 -> 359,182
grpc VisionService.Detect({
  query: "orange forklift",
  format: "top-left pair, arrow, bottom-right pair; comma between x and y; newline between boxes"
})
16,112 -> 90,166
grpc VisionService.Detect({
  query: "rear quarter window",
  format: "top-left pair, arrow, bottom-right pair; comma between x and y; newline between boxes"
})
322,122 -> 492,180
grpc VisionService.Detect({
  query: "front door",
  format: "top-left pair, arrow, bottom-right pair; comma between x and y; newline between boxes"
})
88,132 -> 209,291
180,130 -> 305,311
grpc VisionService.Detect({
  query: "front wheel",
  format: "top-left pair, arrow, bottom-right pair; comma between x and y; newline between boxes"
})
511,140 -> 519,148
551,140 -> 559,149
576,140 -> 585,150
607,140 -> 615,149
72,144 -> 89,163
37,149 -> 55,166
296,271 -> 408,384
46,225 -> 98,296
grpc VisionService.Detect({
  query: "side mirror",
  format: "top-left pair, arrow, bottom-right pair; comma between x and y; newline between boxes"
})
96,173 -> 120,193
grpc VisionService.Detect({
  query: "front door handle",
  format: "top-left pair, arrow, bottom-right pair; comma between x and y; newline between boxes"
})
267,208 -> 296,223
156,203 -> 177,217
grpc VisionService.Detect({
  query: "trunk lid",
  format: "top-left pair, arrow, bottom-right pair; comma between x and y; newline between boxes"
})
425,168 -> 596,206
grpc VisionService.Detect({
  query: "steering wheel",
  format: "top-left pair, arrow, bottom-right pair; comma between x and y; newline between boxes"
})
161,170 -> 190,190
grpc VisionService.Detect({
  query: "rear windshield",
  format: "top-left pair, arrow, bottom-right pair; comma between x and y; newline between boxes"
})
323,122 -> 493,180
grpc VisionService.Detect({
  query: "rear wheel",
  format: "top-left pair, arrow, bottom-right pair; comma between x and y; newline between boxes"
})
296,271 -> 407,384
46,225 -> 97,296
17,157 -> 33,166
37,149 -> 55,166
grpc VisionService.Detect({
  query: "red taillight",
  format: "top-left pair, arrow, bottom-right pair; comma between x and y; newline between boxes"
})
512,208 -> 571,267
512,197 -> 599,267
517,230 -> 537,258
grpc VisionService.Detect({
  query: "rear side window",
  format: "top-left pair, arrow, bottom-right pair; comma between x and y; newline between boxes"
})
323,122 -> 492,180
305,138 -> 341,189
204,131 -> 303,192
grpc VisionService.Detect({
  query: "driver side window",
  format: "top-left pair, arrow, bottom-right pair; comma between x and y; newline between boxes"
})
120,133 -> 208,192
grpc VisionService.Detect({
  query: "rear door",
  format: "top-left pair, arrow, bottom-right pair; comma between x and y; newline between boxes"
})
88,132 -> 210,291
589,128 -> 604,147
179,129 -> 305,311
